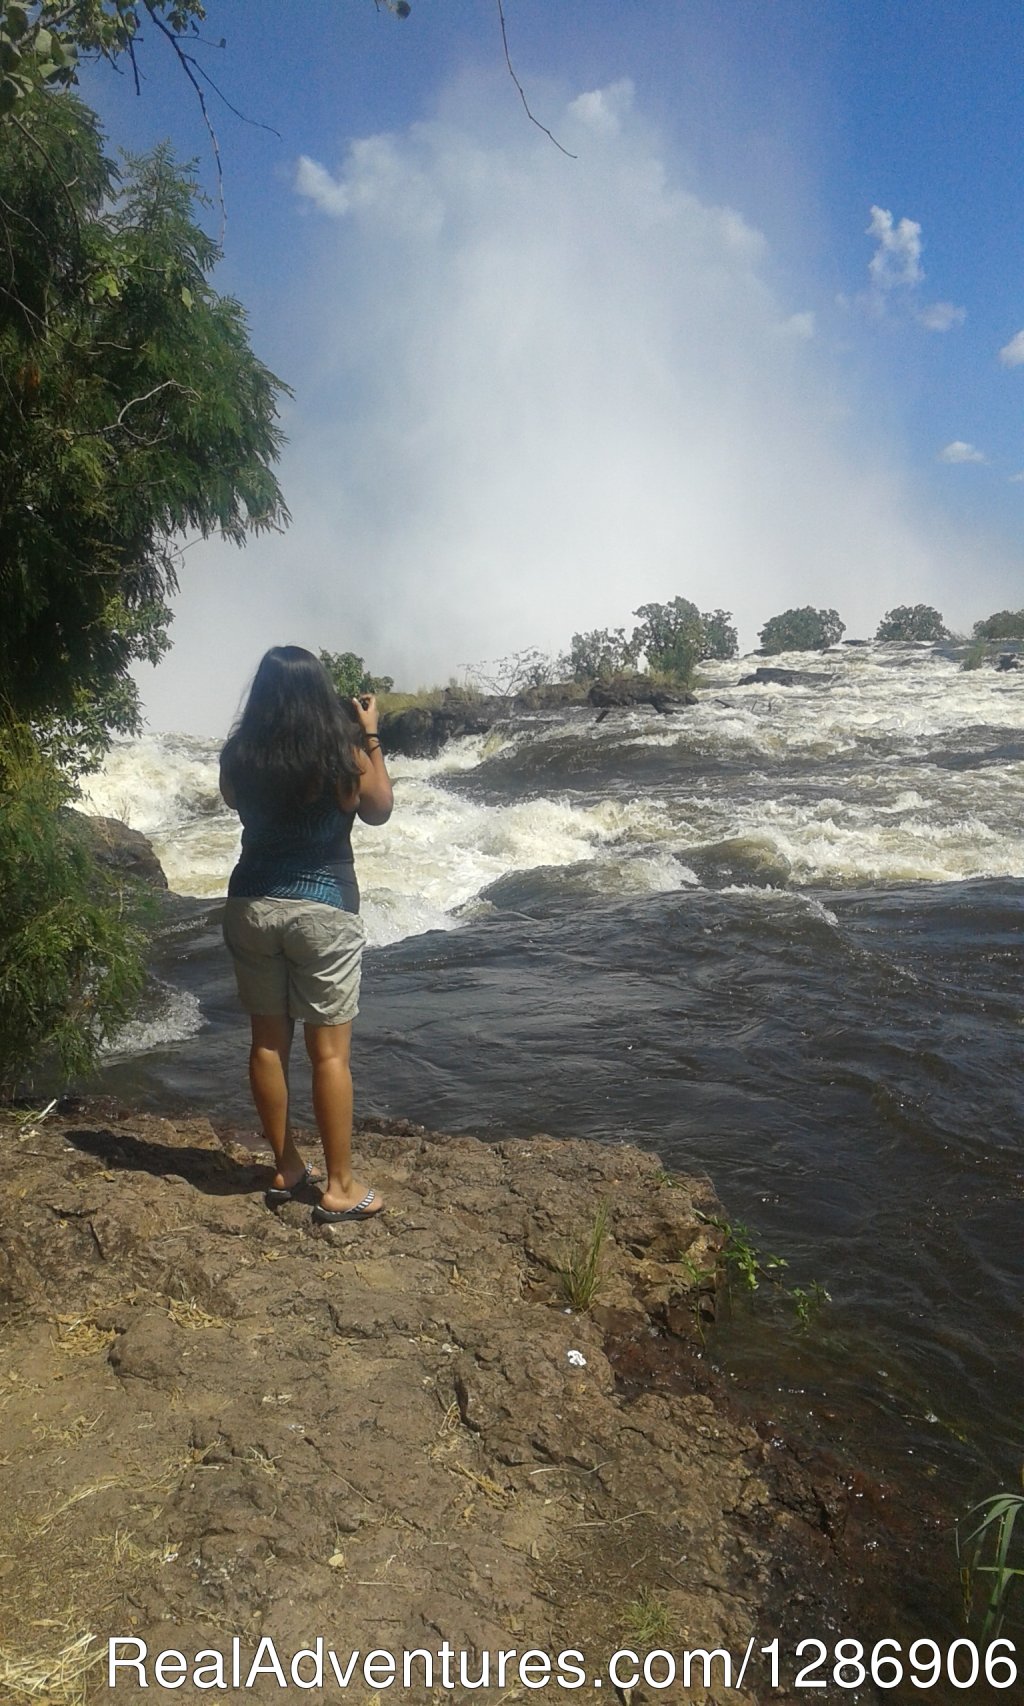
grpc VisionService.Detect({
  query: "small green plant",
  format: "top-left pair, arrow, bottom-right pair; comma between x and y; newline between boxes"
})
961,641 -> 987,672
957,1480 -> 1024,1638
680,1252 -> 717,1289
693,1212 -> 830,1328
558,1202 -> 610,1312
790,1282 -> 832,1325
704,1215 -> 787,1291
621,1587 -> 675,1646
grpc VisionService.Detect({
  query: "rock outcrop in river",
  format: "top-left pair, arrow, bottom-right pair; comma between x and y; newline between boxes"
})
379,677 -> 694,757
67,809 -> 169,888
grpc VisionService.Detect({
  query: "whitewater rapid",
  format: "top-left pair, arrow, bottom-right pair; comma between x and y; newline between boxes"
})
80,644 -> 1024,929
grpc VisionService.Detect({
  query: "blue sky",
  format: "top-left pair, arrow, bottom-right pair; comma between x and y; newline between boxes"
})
86,0 -> 1024,733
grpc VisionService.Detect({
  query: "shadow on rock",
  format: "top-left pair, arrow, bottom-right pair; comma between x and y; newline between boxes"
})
65,1125 -> 263,1197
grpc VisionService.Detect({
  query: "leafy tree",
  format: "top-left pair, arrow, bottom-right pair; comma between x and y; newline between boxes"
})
464,649 -> 557,697
0,88 -> 289,1088
319,650 -> 394,698
563,627 -> 639,682
0,1 -> 409,120
0,724 -> 148,1091
699,608 -> 739,661
973,610 -> 1024,641
0,2 -> 216,116
758,606 -> 845,654
631,598 -> 705,685
0,94 -> 288,762
875,604 -> 949,642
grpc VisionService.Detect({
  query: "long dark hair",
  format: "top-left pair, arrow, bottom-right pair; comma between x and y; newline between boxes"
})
221,646 -> 361,809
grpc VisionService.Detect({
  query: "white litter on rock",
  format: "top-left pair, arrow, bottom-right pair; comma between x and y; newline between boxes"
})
566,1349 -> 587,1368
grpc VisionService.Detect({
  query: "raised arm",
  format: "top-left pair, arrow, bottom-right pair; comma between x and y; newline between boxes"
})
349,695 -> 394,825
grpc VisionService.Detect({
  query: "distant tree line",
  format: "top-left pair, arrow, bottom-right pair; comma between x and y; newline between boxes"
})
563,600 -> 739,687
972,610 -> 1024,641
323,597 -> 1024,712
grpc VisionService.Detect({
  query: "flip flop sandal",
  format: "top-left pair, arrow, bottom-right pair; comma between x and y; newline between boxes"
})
265,1165 -> 315,1207
312,1188 -> 382,1225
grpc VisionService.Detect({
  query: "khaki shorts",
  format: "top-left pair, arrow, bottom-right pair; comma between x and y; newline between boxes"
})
222,897 -> 364,1026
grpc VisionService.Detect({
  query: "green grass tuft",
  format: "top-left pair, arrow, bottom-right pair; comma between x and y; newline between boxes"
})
558,1202 -> 611,1312
957,1483 -> 1024,1637
620,1587 -> 675,1645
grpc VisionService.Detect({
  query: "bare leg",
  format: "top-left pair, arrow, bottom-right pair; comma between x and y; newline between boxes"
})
305,1021 -> 383,1213
249,1014 -> 305,1190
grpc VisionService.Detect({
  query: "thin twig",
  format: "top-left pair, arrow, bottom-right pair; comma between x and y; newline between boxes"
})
145,7 -> 227,240
571,1508 -> 657,1529
127,34 -> 142,97
181,53 -> 280,139
496,0 -> 576,159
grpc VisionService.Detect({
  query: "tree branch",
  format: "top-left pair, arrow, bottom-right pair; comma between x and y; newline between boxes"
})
496,0 -> 576,160
144,4 -> 227,239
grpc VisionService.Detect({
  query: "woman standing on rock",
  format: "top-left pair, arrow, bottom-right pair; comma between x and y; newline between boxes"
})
219,646 -> 392,1224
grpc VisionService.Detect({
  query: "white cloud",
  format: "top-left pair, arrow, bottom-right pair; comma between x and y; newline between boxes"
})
938,441 -> 985,464
777,311 -> 816,340
294,155 -> 350,217
295,136 -> 443,234
999,329 -> 1024,367
917,300 -> 966,332
134,81 -> 1018,732
867,205 -> 923,291
1009,471 -> 1024,483
861,210 -> 965,329
568,80 -> 634,136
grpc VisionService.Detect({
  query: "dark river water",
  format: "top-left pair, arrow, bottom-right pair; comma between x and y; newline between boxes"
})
86,646 -> 1024,1618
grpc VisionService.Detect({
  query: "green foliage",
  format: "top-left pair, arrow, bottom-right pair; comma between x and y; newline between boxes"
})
0,93 -> 289,764
695,1212 -> 831,1327
318,650 -> 394,699
759,605 -> 845,654
1,2 -> 81,114
699,608 -> 739,660
974,609 -> 1024,641
715,1217 -> 788,1292
563,627 -> 639,682
961,640 -> 987,672
0,2 -> 409,118
620,1589 -> 675,1645
558,1201 -> 610,1312
631,597 -> 705,686
559,603 -> 738,686
0,84 -> 291,1087
957,1481 -> 1024,1638
875,604 -> 949,642
0,723 -> 147,1092
0,2 -> 211,115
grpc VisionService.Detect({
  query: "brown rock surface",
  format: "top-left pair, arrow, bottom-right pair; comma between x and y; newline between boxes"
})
65,810 -> 169,889
0,1104 -> 944,1704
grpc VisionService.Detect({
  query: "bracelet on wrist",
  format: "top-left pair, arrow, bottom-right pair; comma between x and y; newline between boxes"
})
365,734 -> 382,749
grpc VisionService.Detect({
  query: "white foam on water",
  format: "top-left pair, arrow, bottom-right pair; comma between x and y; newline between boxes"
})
79,646 -> 1024,930
101,986 -> 205,1058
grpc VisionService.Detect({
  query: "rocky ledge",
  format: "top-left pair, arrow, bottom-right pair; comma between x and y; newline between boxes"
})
65,809 -> 169,889
0,1105 -> 948,1703
379,677 -> 694,759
